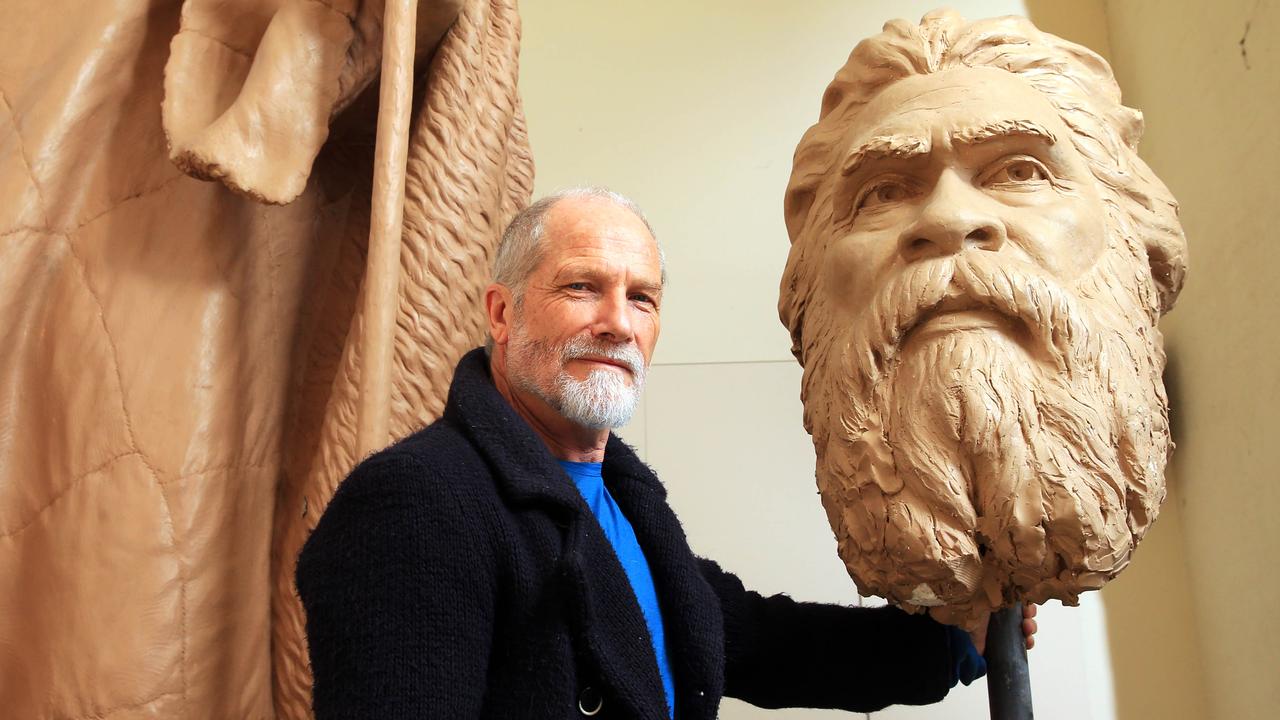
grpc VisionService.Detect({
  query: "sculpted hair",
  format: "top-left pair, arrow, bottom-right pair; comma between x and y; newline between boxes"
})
493,186 -> 663,303
780,9 -> 1188,366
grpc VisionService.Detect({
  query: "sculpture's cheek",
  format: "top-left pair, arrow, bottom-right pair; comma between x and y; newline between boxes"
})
1003,195 -> 1109,282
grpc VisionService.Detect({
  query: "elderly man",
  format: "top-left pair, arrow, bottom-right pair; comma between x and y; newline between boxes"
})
297,187 -> 1025,719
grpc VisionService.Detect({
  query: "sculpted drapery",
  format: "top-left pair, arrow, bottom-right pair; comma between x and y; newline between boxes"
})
0,0 -> 532,717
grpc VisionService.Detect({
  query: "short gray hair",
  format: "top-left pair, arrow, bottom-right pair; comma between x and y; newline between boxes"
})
492,186 -> 665,302
485,187 -> 666,355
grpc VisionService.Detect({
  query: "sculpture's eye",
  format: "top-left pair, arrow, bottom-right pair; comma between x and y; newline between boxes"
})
857,179 -> 913,210
983,157 -> 1051,186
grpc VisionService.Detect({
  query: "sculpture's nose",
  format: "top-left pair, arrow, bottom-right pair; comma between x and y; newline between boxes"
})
897,171 -> 1006,262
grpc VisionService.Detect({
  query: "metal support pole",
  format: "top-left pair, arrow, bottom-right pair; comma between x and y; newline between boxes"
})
986,603 -> 1034,720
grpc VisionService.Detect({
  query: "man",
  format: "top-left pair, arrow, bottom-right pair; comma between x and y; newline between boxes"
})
298,187 -> 1032,718
780,11 -> 1188,626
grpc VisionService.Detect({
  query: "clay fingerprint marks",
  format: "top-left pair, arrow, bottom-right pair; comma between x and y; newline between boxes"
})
827,430 -> 985,615
266,1 -> 535,717
163,0 -> 361,205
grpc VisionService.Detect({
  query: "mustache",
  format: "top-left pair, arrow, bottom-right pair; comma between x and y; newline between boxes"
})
560,336 -> 647,378
850,252 -> 1100,382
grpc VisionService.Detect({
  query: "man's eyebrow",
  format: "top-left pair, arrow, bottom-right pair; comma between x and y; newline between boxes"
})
839,135 -> 931,178
554,265 -> 663,292
951,119 -> 1057,147
632,280 -> 664,296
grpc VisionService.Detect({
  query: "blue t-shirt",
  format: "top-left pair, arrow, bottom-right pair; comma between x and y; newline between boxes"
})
559,460 -> 675,718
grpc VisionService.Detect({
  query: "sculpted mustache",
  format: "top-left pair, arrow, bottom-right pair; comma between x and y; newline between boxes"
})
560,337 -> 646,377
852,253 -> 1099,380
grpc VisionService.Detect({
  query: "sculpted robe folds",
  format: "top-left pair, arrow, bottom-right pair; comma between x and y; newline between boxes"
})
780,11 -> 1188,628
0,0 -> 532,717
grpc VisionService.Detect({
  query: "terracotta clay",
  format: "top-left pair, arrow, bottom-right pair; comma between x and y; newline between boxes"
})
780,10 -> 1188,628
0,0 -> 532,718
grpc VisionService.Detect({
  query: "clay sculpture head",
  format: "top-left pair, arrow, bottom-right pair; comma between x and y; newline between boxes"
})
780,9 -> 1187,626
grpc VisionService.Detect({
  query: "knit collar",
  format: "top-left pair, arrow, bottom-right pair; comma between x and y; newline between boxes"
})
443,348 -> 667,511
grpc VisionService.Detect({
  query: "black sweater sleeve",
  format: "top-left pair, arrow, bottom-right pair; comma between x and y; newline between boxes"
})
296,452 -> 497,720
698,559 -> 956,713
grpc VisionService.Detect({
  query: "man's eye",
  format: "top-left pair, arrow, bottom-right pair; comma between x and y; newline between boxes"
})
566,282 -> 590,291
856,180 -> 913,210
984,158 -> 1050,186
629,293 -> 655,306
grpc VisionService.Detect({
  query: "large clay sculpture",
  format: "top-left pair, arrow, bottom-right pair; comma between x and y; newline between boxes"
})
0,0 -> 532,717
780,10 -> 1187,628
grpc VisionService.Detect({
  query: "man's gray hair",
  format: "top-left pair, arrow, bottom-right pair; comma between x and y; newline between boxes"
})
492,186 -> 665,303
485,187 -> 665,355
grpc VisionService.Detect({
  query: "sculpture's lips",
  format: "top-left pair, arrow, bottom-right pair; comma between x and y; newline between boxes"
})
906,296 -> 1011,344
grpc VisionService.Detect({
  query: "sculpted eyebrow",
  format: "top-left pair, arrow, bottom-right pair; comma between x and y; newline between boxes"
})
839,135 -> 931,177
951,119 -> 1057,147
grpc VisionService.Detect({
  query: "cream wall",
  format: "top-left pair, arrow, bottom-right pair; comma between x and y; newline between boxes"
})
1101,1 -> 1280,719
519,2 -> 1129,718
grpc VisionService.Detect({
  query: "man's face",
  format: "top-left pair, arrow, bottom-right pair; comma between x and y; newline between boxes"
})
501,197 -> 664,430
801,67 -> 1171,625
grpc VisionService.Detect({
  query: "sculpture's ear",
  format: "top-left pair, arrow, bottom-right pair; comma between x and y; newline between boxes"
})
1142,191 -> 1188,315
1107,106 -> 1189,314
784,183 -> 817,243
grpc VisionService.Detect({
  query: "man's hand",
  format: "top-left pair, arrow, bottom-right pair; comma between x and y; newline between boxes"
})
967,604 -> 1038,656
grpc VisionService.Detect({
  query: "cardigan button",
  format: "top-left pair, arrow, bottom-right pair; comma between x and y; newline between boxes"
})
578,686 -> 603,716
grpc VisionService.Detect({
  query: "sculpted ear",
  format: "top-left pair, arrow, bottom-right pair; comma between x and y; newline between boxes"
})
1137,181 -> 1189,315
1103,106 -> 1189,315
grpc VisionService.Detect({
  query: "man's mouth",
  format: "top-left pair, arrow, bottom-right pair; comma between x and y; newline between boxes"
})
573,356 -> 635,375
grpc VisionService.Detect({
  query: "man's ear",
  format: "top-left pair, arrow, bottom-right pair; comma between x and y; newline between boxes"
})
484,283 -> 515,346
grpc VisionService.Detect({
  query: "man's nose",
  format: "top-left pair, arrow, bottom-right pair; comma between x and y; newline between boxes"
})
591,290 -> 634,342
897,171 -> 1007,262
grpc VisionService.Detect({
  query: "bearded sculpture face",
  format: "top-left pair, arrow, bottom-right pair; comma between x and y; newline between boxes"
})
780,11 -> 1188,626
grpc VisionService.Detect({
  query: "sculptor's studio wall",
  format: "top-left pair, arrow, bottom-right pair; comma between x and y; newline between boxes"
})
521,2 -> 1130,719
1101,1 -> 1280,719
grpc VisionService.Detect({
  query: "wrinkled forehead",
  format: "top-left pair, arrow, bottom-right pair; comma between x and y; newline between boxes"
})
837,66 -> 1070,164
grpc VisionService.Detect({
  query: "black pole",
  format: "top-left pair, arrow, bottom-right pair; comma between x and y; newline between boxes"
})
986,603 -> 1033,719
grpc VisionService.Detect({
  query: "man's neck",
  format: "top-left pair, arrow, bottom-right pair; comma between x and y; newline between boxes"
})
490,356 -> 609,463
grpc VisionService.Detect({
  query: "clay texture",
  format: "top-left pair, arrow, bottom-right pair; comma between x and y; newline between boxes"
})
780,10 -> 1187,628
0,0 -> 532,718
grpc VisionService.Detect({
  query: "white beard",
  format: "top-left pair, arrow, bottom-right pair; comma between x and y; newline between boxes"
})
507,328 -> 646,431
806,234 -> 1170,626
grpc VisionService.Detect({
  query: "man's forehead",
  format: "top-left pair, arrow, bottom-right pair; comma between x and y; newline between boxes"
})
546,197 -> 650,241
540,197 -> 661,274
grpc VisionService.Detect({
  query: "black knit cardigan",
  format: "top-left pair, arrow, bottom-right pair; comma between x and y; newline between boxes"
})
296,349 -> 959,719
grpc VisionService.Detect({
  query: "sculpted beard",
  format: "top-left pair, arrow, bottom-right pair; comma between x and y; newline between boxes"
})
808,220 -> 1170,625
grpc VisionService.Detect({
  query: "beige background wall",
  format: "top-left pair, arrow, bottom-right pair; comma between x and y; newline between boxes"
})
516,1 -> 1272,717
1100,1 -> 1280,719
